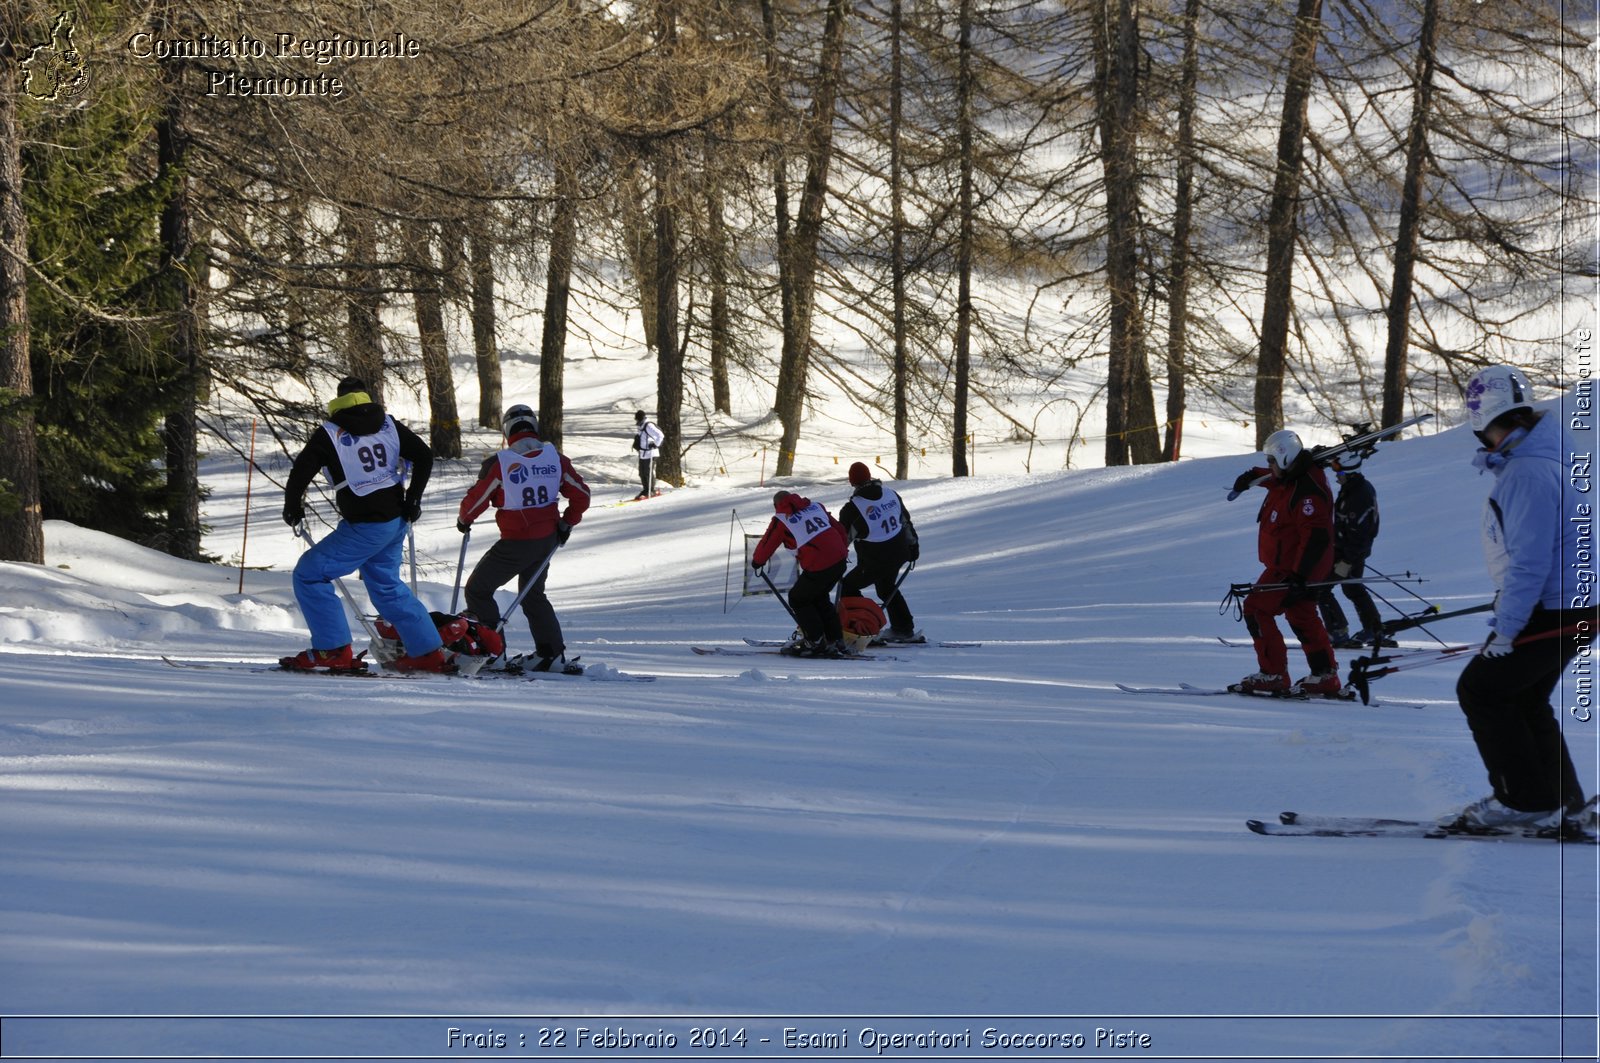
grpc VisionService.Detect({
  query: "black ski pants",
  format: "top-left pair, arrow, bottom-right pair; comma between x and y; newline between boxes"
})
790,560 -> 847,644
637,457 -> 656,497
841,538 -> 914,633
1317,559 -> 1382,636
1455,607 -> 1590,815
463,533 -> 564,659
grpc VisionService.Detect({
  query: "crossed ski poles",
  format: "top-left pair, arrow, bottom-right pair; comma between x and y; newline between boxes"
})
1220,573 -> 1424,620
1345,608 -> 1580,705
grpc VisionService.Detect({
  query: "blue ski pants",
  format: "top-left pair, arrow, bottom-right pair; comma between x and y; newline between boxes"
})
293,518 -> 441,655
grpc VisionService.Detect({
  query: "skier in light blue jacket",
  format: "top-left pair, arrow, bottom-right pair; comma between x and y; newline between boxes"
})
1440,365 -> 1592,831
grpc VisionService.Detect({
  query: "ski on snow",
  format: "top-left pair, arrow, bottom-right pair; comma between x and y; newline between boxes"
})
160,655 -> 655,683
690,643 -> 899,661
1247,811 -> 1597,844
739,635 -> 979,650
1115,681 -> 1423,710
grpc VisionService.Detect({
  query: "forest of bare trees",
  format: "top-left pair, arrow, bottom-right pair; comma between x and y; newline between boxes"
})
1,0 -> 1593,561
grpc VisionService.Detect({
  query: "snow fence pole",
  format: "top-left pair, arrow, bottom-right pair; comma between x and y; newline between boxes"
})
237,417 -> 259,594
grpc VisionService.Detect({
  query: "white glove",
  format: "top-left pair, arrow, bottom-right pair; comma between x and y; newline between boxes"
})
1481,632 -> 1516,658
1332,560 -> 1353,579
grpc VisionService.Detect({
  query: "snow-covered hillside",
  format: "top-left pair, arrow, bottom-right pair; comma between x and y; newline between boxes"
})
1,387 -> 1595,1062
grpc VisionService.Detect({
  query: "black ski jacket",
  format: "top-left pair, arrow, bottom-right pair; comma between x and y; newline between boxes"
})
285,401 -> 433,523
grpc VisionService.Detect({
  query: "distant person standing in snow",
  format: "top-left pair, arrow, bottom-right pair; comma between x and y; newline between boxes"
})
1229,429 -> 1340,696
631,411 -> 665,500
1316,446 -> 1387,649
280,376 -> 448,673
457,405 -> 592,672
838,461 -> 920,642
1438,365 -> 1589,831
751,490 -> 850,656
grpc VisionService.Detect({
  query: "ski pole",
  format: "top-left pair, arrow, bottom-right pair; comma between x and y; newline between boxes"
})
1381,602 -> 1494,636
295,522 -> 384,647
1348,620 -> 1591,703
450,527 -> 471,613
759,567 -> 802,627
406,525 -> 419,598
880,559 -> 916,611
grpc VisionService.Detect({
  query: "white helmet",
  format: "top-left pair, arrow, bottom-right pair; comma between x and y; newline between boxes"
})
1464,365 -> 1533,432
1262,429 -> 1303,469
502,403 -> 539,439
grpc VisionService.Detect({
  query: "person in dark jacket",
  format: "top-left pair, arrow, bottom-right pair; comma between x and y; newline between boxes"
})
280,376 -> 447,672
1317,451 -> 1387,648
838,461 -> 920,641
1231,429 -> 1339,696
751,490 -> 849,655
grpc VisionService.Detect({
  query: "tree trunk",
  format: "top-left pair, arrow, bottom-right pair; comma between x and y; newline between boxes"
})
1163,0 -> 1201,463
760,0 -> 796,397
0,23 -> 43,563
706,177 -> 731,416
539,173 -> 578,450
156,36 -> 204,560
653,154 -> 684,487
952,0 -> 974,477
1096,0 -> 1161,466
468,222 -> 502,430
890,0 -> 909,480
402,219 -> 461,459
771,0 -> 850,477
1255,0 -> 1324,447
1381,0 -> 1439,431
341,210 -> 385,402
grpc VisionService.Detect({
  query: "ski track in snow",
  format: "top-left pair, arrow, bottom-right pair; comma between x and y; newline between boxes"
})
1,396 -> 1596,1061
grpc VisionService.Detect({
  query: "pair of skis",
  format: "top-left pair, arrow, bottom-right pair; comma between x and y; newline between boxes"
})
1248,809 -> 1597,844
1116,681 -> 1423,710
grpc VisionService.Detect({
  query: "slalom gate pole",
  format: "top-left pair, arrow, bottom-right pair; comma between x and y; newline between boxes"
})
760,567 -> 802,627
295,521 -> 383,647
237,417 -> 258,594
450,528 -> 471,614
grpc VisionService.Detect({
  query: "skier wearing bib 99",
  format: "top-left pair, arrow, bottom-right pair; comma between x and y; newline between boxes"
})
1438,365 -> 1590,831
838,461 -> 920,641
280,376 -> 447,672
751,491 -> 850,656
457,405 -> 592,672
1229,429 -> 1340,696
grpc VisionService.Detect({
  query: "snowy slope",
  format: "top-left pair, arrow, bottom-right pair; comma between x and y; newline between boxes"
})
1,406 -> 1595,1062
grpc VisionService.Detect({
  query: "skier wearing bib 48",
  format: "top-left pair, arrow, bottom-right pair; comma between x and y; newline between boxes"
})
751,491 -> 850,656
1439,365 -> 1591,831
280,376 -> 447,672
1230,429 -> 1340,696
837,462 -> 920,641
457,406 -> 592,672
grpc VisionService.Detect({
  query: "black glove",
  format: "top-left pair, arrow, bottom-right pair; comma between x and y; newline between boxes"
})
752,561 -> 764,574
457,520 -> 472,535
1232,470 -> 1259,494
283,500 -> 304,527
556,520 -> 572,546
402,499 -> 422,524
1282,574 -> 1311,604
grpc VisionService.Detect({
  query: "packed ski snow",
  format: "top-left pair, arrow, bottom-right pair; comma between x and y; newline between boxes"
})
1,369 -> 1594,1062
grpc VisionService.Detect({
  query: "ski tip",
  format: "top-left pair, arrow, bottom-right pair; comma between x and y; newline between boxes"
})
1279,811 -> 1299,825
1245,819 -> 1269,834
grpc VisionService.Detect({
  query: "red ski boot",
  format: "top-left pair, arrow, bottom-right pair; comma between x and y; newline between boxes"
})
279,645 -> 360,672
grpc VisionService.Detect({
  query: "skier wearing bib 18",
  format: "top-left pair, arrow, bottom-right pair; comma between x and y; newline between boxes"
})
457,405 -> 591,673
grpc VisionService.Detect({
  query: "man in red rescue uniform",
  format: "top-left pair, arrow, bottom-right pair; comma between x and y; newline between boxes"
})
1230,429 -> 1340,696
751,490 -> 850,656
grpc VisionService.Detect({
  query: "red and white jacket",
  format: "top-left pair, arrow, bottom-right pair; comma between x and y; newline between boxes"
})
459,434 -> 591,540
752,493 -> 848,572
1244,464 -> 1334,581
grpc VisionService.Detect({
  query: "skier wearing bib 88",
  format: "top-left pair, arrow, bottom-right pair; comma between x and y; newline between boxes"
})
838,461 -> 920,640
280,376 -> 447,672
457,405 -> 591,672
751,491 -> 850,656
1229,429 -> 1339,696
